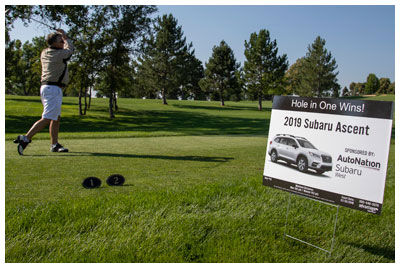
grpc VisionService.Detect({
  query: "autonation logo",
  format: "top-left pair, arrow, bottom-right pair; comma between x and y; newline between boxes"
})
337,155 -> 381,170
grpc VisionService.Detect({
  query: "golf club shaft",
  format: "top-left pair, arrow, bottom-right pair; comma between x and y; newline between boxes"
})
30,18 -> 76,42
30,17 -> 57,30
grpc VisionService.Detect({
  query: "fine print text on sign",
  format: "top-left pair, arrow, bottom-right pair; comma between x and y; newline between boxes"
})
263,96 -> 393,215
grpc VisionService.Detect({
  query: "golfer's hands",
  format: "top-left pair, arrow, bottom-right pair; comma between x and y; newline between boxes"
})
56,29 -> 68,40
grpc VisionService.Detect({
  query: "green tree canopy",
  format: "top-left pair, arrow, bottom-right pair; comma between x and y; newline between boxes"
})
378,77 -> 391,94
300,36 -> 339,97
285,57 -> 306,96
244,29 -> 288,110
136,13 -> 198,104
5,37 -> 45,96
388,82 -> 395,94
365,73 -> 380,95
200,40 -> 240,106
95,5 -> 157,117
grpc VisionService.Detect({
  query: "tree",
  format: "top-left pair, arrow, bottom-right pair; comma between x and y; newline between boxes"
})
388,82 -> 395,94
6,5 -> 97,112
244,29 -> 288,110
342,86 -> 350,97
200,40 -> 240,106
332,83 -> 341,98
355,82 -> 366,95
5,5 -> 34,45
21,38 -> 45,96
5,38 -> 44,96
98,5 -> 157,117
6,5 -> 157,118
365,73 -> 380,95
300,36 -> 339,97
378,78 -> 391,94
175,49 -> 205,100
285,57 -> 306,96
67,6 -> 109,115
231,68 -> 245,101
349,82 -> 357,96
5,40 -> 23,95
137,13 -> 196,104
5,5 -> 89,44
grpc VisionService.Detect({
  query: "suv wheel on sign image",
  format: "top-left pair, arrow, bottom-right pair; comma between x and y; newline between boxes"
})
271,150 -> 278,163
297,156 -> 308,172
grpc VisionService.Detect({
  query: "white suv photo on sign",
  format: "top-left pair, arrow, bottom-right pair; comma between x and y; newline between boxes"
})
268,134 -> 333,174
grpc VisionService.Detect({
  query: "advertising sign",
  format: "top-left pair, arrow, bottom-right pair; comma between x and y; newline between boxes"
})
263,96 -> 393,215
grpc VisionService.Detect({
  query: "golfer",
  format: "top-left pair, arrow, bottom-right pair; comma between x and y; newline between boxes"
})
14,29 -> 74,155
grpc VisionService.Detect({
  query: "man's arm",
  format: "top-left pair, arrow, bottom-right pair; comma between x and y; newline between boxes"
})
56,29 -> 74,59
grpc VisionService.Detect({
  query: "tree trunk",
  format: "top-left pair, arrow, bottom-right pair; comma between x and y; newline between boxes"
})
109,69 -> 116,118
258,92 -> 263,111
79,70 -> 87,115
162,88 -> 168,105
84,88 -> 87,115
220,89 -> 225,106
79,89 -> 83,115
109,93 -> 115,118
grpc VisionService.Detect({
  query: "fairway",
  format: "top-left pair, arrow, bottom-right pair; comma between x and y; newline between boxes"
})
5,96 -> 395,262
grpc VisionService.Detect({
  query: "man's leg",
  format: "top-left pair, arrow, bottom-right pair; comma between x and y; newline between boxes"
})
26,118 -> 52,140
14,117 -> 51,155
49,116 -> 68,152
49,116 -> 60,145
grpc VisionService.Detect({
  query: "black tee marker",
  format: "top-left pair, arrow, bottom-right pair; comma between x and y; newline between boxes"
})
82,177 -> 102,189
106,174 -> 125,186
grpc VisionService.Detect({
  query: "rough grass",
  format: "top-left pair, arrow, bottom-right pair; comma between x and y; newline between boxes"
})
4,95 -> 395,262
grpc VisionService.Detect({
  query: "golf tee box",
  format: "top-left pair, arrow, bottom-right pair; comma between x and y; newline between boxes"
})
263,96 -> 393,215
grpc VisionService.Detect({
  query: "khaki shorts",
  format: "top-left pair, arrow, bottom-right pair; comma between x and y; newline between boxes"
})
40,85 -> 63,120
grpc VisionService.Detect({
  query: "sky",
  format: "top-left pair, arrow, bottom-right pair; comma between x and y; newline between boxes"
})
7,4 -> 396,90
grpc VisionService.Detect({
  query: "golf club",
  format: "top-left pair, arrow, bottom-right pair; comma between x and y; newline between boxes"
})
30,17 -> 58,31
30,17 -> 76,41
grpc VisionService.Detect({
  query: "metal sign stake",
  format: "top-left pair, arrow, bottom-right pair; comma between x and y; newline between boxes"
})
284,193 -> 340,256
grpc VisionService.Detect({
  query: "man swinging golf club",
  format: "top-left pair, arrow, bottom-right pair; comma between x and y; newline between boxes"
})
14,29 -> 74,155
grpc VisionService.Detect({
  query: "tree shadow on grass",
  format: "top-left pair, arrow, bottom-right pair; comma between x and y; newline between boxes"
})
172,103 -> 272,112
5,96 -> 89,107
345,242 -> 395,261
5,96 -> 42,103
6,109 -> 270,136
30,152 -> 235,162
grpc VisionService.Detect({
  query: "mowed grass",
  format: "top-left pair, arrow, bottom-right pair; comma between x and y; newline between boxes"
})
5,95 -> 395,262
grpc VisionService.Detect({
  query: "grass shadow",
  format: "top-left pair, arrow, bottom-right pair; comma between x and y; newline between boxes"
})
172,103 -> 272,112
29,152 -> 235,162
6,109 -> 270,136
345,242 -> 395,261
